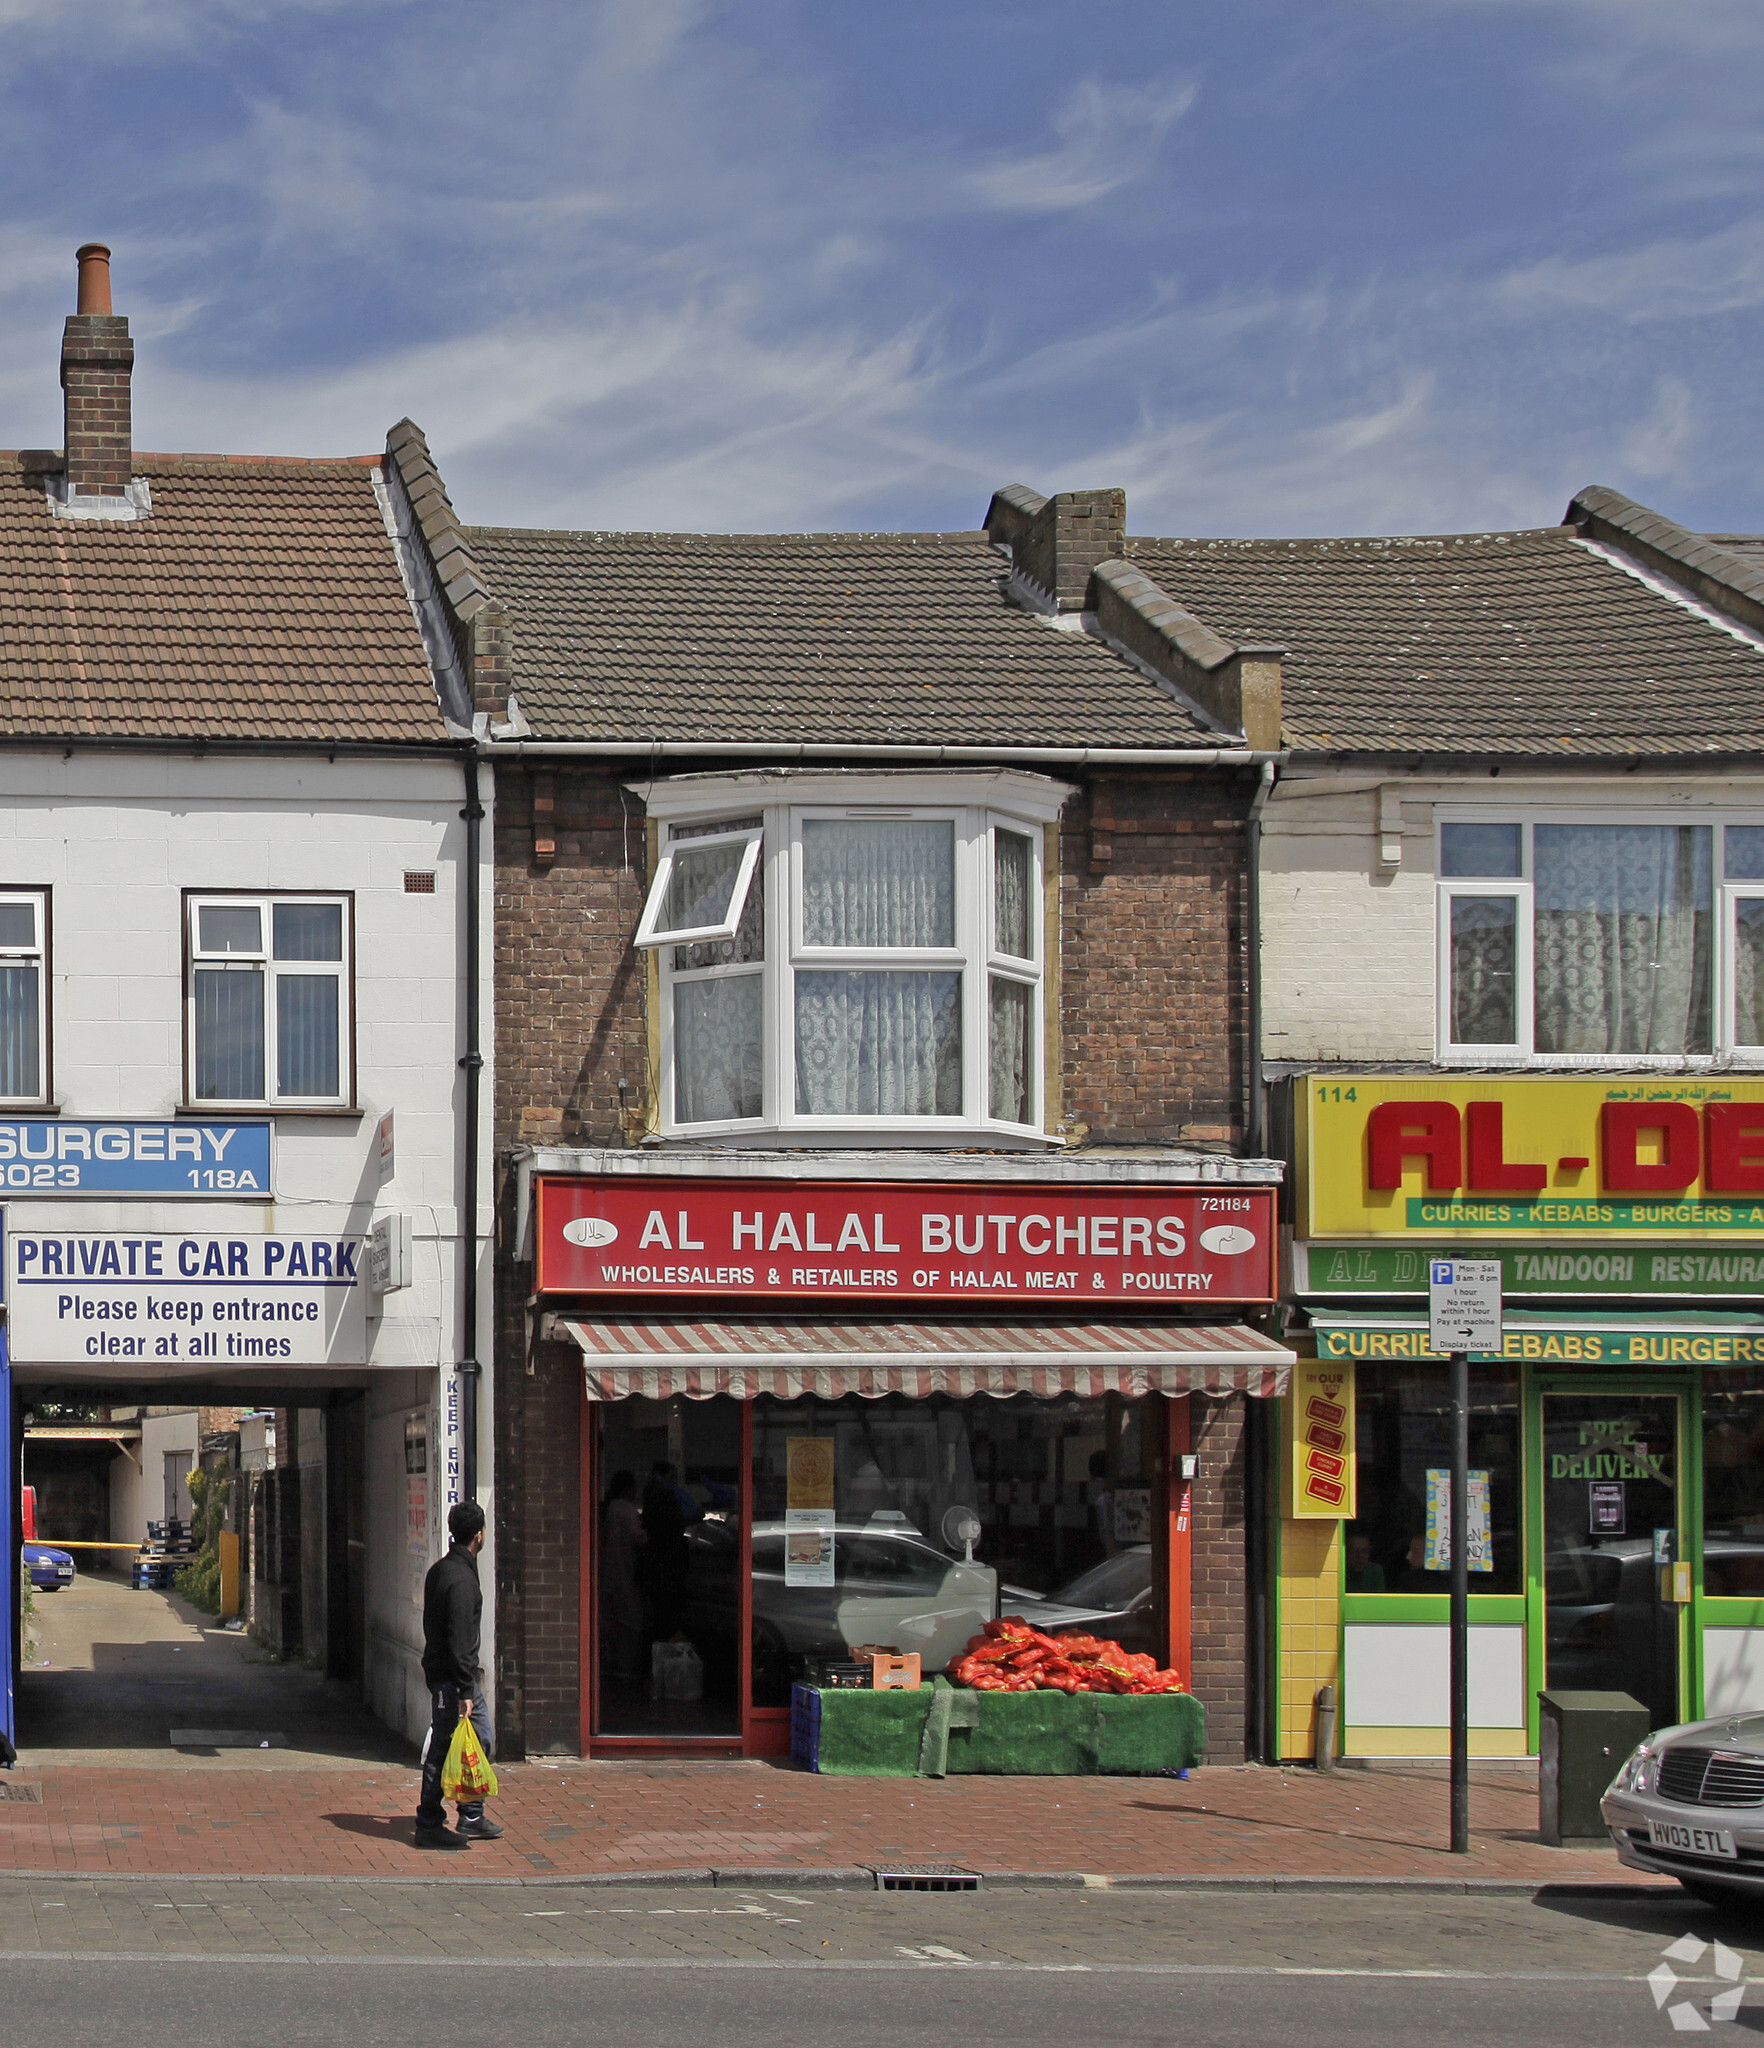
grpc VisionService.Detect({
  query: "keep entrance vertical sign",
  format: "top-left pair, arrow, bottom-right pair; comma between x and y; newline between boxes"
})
1428,1257 -> 1503,1354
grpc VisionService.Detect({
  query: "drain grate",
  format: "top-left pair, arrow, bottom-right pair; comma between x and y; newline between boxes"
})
873,1864 -> 981,1893
0,1782 -> 42,1803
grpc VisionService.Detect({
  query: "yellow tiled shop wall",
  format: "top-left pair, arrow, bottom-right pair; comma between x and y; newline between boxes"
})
1277,1518 -> 1341,1762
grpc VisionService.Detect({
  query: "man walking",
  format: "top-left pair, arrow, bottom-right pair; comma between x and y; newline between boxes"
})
414,1499 -> 502,1849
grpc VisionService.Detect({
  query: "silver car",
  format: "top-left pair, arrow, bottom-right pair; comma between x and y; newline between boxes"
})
1603,1715 -> 1764,1903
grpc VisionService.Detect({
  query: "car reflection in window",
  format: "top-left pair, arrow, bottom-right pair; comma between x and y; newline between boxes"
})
1001,1545 -> 1155,1657
683,1519 -> 1000,1708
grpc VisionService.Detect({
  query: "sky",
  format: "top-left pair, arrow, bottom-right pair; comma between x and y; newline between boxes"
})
0,0 -> 1762,537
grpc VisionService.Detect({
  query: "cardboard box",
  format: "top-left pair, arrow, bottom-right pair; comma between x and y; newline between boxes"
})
871,1654 -> 922,1690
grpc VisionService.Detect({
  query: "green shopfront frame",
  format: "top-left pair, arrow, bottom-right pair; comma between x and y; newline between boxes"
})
1281,1315 -> 1764,1760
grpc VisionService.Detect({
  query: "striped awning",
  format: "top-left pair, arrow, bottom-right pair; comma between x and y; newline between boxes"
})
544,1314 -> 1294,1401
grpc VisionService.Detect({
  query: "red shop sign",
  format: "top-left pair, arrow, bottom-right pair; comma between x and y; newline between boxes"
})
535,1179 -> 1278,1305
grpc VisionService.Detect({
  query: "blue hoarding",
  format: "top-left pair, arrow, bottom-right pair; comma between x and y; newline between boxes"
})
0,1121 -> 271,1197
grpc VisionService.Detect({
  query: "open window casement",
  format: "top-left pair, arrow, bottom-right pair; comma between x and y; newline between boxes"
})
634,828 -> 764,950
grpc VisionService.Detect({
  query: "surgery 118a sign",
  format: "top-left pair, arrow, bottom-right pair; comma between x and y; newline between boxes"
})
8,1231 -> 366,1367
0,1120 -> 271,1196
536,1179 -> 1278,1303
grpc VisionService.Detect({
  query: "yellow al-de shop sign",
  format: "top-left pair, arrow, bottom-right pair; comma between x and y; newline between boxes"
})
1299,1075 -> 1764,1242
1285,1358 -> 1355,1519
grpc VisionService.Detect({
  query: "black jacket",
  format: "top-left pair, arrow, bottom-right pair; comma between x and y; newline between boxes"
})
421,1543 -> 482,1690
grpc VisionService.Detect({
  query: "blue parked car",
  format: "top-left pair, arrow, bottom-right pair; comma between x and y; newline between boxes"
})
24,1543 -> 74,1592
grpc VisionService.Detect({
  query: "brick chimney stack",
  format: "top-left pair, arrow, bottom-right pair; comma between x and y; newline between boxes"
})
60,243 -> 133,499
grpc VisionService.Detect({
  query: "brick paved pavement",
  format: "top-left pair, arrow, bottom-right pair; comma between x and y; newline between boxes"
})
0,1759 -> 1666,1885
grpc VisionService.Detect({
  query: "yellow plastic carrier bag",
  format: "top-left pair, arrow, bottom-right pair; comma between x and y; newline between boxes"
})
440,1716 -> 498,1803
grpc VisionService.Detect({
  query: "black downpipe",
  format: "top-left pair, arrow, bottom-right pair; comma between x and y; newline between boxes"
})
1243,759 -> 1276,1763
1244,759 -> 1275,1158
458,745 -> 485,1499
1244,1394 -> 1273,1763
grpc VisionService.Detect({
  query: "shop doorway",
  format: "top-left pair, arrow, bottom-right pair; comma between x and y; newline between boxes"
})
586,1388 -> 1173,1756
1540,1386 -> 1685,1727
592,1395 -> 744,1740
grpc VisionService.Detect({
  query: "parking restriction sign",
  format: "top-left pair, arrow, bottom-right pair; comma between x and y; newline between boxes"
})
1428,1257 -> 1503,1354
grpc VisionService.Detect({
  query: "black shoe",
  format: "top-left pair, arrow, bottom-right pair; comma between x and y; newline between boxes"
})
455,1814 -> 504,1840
414,1823 -> 471,1850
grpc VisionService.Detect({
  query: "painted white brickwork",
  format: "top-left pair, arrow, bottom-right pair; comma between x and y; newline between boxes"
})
1262,769 -> 1764,1065
0,750 -> 491,1745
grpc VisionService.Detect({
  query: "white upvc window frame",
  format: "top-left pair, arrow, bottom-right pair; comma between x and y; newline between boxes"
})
185,892 -> 354,1109
1435,808 -> 1764,1068
634,769 -> 1067,1145
633,825 -> 763,950
1437,877 -> 1530,1063
0,890 -> 49,1104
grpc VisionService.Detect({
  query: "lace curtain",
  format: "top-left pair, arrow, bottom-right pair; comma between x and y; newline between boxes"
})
797,971 -> 962,1115
794,821 -> 961,1116
1736,902 -> 1764,1047
802,820 -> 954,947
994,829 -> 1032,959
1533,824 -> 1711,1056
675,975 -> 763,1122
1449,898 -> 1517,1044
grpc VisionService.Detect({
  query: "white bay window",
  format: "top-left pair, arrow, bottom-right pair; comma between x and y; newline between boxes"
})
635,773 -> 1065,1141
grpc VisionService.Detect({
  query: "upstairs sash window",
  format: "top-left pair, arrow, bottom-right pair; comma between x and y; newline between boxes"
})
1436,815 -> 1752,1061
188,894 -> 351,1105
0,893 -> 47,1102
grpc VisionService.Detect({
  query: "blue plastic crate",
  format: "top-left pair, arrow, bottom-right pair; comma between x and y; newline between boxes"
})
790,1683 -> 823,1772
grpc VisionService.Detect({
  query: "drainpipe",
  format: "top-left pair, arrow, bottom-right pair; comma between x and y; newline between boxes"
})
458,743 -> 485,1499
1244,758 -> 1276,1158
1243,758 -> 1277,1764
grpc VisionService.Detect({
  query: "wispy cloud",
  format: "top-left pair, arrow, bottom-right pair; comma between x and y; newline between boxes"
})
1,0 -> 1763,541
962,77 -> 1196,213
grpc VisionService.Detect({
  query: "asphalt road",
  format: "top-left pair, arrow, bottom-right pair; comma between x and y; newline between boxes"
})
0,1876 -> 1753,2046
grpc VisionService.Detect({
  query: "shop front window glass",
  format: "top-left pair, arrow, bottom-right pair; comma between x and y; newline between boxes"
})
1702,1389 -> 1764,1597
1348,1362 -> 1522,1596
748,1392 -> 1159,1706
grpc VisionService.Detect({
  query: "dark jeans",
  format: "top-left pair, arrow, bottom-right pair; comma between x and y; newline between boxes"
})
415,1681 -> 493,1828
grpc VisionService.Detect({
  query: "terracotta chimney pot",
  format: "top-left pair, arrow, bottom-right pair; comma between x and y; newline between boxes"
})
74,243 -> 112,316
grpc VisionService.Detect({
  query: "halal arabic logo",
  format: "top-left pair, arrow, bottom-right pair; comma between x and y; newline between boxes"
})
1649,1933 -> 1745,2030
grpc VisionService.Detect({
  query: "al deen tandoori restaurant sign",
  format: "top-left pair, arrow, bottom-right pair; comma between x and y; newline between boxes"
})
1299,1076 -> 1764,1241
535,1179 -> 1278,1304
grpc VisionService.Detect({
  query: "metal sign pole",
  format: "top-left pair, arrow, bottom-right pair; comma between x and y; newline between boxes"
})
1449,1346 -> 1469,1855
1427,1255 -> 1501,1861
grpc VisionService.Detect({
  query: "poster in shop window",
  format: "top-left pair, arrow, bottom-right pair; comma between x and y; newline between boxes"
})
784,1437 -> 837,1587
1424,1468 -> 1492,1573
786,1438 -> 835,1512
1285,1359 -> 1357,1519
784,1513 -> 835,1587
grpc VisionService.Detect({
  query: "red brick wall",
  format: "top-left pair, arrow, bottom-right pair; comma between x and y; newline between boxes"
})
1187,1394 -> 1249,1763
490,762 -> 1256,1757
1061,773 -> 1249,1146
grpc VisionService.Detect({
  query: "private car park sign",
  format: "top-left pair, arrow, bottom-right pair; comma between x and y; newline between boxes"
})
7,1231 -> 367,1366
535,1179 -> 1279,1304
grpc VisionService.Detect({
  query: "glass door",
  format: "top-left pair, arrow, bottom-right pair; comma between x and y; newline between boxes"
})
594,1395 -> 744,1737
1540,1387 -> 1684,1727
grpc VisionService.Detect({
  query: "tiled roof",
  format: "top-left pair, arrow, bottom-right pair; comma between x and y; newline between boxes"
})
0,452 -> 448,744
1123,525 -> 1764,756
463,526 -> 1224,747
